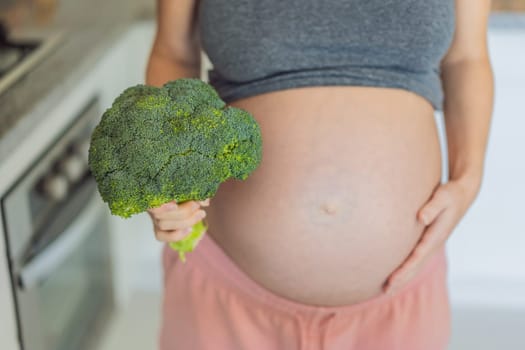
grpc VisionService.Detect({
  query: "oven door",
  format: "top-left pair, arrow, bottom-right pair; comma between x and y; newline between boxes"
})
14,178 -> 114,350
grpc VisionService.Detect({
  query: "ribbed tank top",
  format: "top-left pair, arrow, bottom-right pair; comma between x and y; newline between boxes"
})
198,0 -> 456,111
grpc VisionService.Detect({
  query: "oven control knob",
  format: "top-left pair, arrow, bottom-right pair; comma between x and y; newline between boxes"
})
59,154 -> 85,183
42,174 -> 69,201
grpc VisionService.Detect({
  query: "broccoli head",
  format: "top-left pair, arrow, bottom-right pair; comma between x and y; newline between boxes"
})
88,78 -> 263,219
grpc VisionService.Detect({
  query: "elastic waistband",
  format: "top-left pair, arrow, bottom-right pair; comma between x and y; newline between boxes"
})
190,230 -> 447,318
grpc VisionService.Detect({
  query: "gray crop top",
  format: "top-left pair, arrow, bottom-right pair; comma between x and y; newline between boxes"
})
198,0 -> 456,111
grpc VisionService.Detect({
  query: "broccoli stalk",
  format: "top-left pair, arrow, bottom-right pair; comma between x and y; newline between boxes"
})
169,218 -> 207,262
88,78 -> 262,261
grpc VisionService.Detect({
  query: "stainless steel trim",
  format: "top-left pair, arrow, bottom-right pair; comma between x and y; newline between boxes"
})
3,96 -> 99,263
19,192 -> 104,289
0,31 -> 64,96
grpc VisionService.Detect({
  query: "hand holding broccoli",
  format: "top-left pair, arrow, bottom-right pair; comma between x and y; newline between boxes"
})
88,78 -> 262,261
147,198 -> 210,258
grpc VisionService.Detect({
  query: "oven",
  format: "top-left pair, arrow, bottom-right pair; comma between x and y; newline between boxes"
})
1,96 -> 114,350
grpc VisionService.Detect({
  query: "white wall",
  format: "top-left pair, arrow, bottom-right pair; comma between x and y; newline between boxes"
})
444,28 -> 525,308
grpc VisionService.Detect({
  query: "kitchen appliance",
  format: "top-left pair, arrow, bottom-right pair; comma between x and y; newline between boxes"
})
0,20 -> 62,97
1,96 -> 114,350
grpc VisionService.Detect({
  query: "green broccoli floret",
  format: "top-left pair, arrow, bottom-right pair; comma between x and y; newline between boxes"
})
88,78 -> 262,261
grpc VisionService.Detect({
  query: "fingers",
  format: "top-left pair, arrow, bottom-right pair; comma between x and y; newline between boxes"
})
155,209 -> 206,231
155,227 -> 193,243
147,200 -> 180,217
418,186 -> 449,225
149,200 -> 201,220
384,209 -> 452,295
147,198 -> 211,243
386,182 -> 469,296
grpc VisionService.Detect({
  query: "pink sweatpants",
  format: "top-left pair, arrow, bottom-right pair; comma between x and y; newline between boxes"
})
159,231 -> 451,350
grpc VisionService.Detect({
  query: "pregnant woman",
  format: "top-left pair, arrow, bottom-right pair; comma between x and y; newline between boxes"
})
146,0 -> 494,349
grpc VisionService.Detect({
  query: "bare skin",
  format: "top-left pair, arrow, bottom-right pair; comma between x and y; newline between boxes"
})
147,0 -> 493,307
201,86 -> 442,306
149,83 -> 442,306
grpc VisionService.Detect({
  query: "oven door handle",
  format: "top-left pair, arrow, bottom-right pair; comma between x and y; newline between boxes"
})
19,193 -> 105,289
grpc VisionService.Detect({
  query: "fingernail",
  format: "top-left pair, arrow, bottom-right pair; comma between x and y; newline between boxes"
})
199,210 -> 206,219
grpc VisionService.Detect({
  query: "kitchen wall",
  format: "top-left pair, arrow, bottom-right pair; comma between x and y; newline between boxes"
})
444,20 -> 525,308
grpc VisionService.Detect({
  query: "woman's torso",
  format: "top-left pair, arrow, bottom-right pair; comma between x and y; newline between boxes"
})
198,0 -> 453,306
204,87 -> 442,306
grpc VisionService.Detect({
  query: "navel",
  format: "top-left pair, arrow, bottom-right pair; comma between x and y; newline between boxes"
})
320,201 -> 339,215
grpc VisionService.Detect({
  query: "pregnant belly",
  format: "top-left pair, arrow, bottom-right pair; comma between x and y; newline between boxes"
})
204,86 -> 443,306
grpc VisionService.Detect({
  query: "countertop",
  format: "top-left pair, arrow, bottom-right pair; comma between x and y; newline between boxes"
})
0,0 -> 154,193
